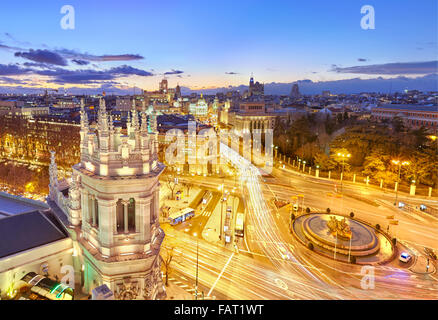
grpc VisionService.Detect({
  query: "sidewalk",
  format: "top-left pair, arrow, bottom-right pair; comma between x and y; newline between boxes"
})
275,162 -> 437,199
160,184 -> 203,217
202,195 -> 239,246
409,255 -> 437,275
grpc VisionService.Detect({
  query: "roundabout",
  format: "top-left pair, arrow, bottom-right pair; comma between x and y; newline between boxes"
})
292,213 -> 395,264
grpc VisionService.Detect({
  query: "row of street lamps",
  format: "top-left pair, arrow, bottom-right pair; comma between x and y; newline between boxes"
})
292,152 -> 413,204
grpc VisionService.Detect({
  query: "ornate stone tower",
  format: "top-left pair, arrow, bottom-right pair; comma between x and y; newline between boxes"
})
68,97 -> 165,299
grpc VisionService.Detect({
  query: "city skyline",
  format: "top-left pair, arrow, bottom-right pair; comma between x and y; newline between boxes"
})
0,0 -> 437,94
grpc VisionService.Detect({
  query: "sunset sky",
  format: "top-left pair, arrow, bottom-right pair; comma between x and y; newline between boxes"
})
0,0 -> 436,93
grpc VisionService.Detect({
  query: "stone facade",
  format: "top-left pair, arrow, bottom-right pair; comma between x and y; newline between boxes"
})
49,97 -> 166,299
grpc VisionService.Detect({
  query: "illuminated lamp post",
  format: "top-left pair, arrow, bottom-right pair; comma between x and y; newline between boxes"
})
391,160 -> 410,206
193,232 -> 199,300
337,152 -> 351,193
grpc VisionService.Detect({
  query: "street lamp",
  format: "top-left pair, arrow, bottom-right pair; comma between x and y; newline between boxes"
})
193,232 -> 199,300
337,152 -> 351,193
219,183 -> 224,240
391,159 -> 410,206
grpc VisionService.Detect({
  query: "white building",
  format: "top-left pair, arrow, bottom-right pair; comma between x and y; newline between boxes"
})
47,98 -> 166,299
189,94 -> 208,118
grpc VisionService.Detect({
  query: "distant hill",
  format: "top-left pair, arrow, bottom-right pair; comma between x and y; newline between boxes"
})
182,74 -> 438,95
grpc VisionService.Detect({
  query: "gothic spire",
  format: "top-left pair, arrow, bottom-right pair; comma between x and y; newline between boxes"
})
141,110 -> 147,132
131,98 -> 139,131
80,98 -> 88,128
98,97 -> 109,132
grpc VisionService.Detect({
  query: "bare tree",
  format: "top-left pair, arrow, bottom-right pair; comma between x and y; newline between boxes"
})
161,247 -> 174,287
165,174 -> 177,200
182,181 -> 193,197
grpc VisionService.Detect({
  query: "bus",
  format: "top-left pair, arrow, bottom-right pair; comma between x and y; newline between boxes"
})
235,212 -> 244,237
169,207 -> 195,225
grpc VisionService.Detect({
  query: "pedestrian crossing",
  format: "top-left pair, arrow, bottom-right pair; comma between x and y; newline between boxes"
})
200,210 -> 213,217
168,277 -> 216,300
168,277 -> 195,294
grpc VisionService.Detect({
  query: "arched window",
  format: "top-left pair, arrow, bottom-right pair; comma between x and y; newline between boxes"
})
88,197 -> 93,223
128,198 -> 136,232
116,199 -> 124,233
94,199 -> 99,228
150,196 -> 155,224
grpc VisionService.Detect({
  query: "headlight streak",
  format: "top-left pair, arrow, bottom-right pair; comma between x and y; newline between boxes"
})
220,143 -> 346,299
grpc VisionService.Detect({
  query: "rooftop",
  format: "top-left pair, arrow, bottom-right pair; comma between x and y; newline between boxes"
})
376,104 -> 438,112
0,191 -> 48,217
0,210 -> 69,259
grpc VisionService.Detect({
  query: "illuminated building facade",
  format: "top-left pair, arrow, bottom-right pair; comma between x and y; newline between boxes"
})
371,104 -> 438,130
249,75 -> 264,97
49,98 -> 166,299
188,94 -> 208,119
228,101 -> 275,134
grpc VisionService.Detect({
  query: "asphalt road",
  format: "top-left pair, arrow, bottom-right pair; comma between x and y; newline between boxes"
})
160,150 -> 438,300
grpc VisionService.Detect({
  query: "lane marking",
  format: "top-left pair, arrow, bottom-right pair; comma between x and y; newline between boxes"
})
207,252 -> 234,297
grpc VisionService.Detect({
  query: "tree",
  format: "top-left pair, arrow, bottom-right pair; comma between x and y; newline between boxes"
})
330,148 -> 352,173
182,181 -> 193,197
165,174 -> 177,200
410,126 -> 430,149
391,116 -> 405,133
324,114 -> 336,135
362,151 -> 397,184
405,149 -> 437,187
314,151 -> 337,171
160,247 -> 175,287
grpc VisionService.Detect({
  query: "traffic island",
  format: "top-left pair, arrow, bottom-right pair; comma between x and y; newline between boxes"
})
292,213 -> 395,264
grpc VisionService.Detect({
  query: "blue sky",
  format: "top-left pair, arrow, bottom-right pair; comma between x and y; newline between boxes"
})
0,0 -> 436,92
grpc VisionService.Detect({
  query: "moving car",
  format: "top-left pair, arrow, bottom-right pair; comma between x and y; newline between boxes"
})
278,246 -> 290,260
399,252 -> 412,263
